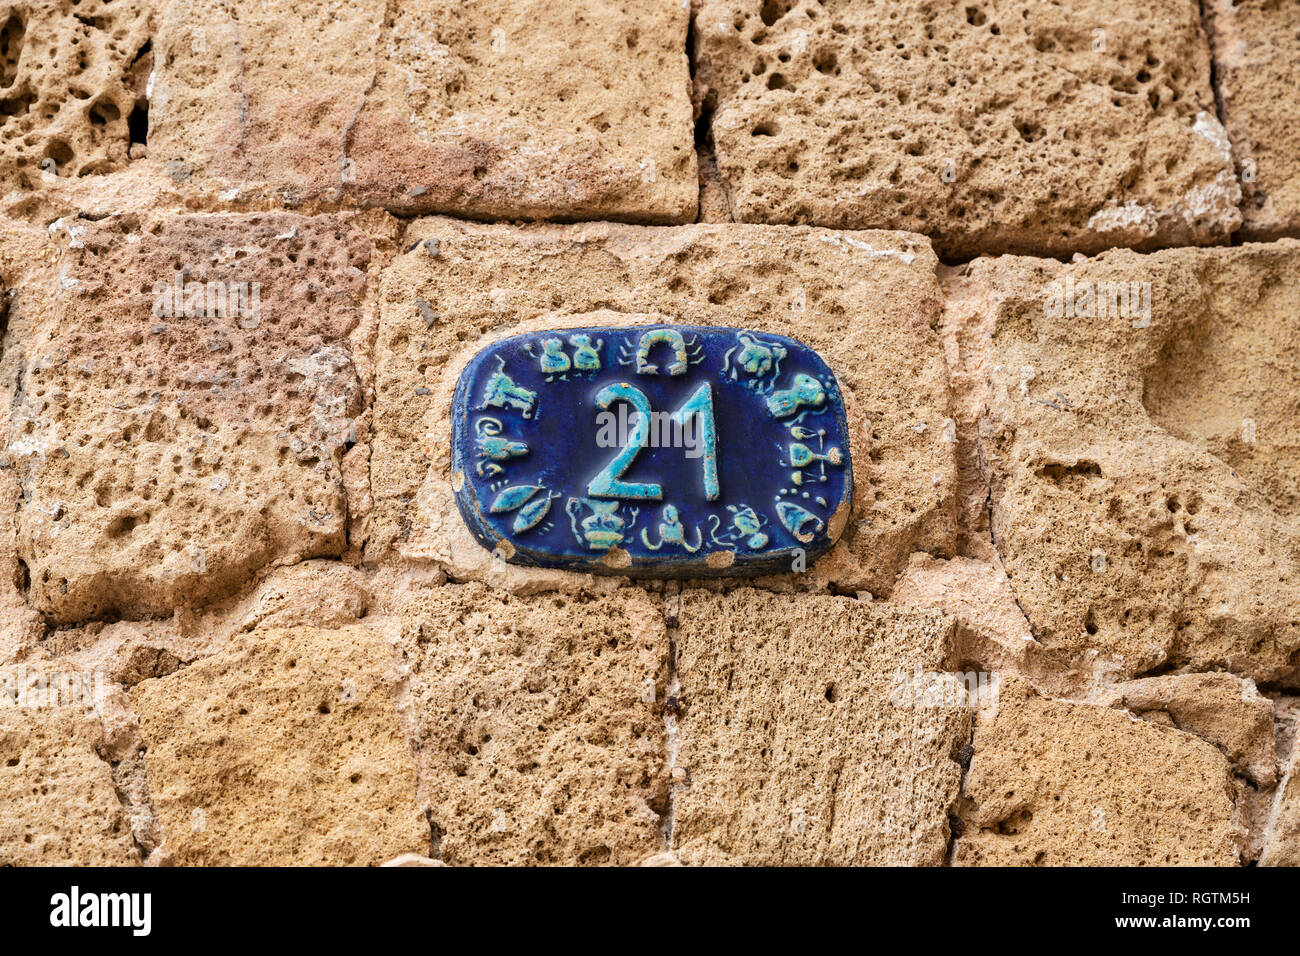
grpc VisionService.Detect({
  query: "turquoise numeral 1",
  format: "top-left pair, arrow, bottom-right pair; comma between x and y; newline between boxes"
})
672,383 -> 719,501
588,383 -> 720,501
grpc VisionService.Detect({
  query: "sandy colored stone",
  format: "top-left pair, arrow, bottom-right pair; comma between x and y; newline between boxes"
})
1095,673 -> 1276,786
1261,729 -> 1300,866
0,664 -> 138,865
381,852 -> 445,867
957,679 -> 1241,865
150,0 -> 696,223
672,588 -> 970,865
0,0 -> 152,190
1205,0 -> 1300,239
373,218 -> 956,599
399,582 -> 669,866
44,619 -> 184,687
889,553 -> 1080,696
232,559 -> 371,633
0,218 -> 58,658
131,624 -> 426,866
10,212 -> 375,623
694,0 -> 1239,257
954,240 -> 1300,684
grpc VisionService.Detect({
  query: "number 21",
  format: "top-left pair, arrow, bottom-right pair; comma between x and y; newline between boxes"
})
588,383 -> 719,501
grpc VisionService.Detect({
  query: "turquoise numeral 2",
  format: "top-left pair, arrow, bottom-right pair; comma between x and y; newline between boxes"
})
588,383 -> 720,501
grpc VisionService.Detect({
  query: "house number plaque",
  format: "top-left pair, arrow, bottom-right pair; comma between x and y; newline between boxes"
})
451,324 -> 853,575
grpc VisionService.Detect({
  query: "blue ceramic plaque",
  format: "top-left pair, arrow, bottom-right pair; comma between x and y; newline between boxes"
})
451,324 -> 852,575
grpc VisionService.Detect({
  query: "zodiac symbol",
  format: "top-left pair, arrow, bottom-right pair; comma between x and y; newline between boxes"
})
766,373 -> 826,419
474,417 -> 528,476
479,358 -> 537,418
618,328 -> 703,376
488,484 -> 558,534
641,504 -> 702,552
781,426 -> 844,485
707,504 -> 770,550
566,498 -> 639,551
535,338 -> 571,379
569,334 -> 603,372
721,333 -> 788,392
776,501 -> 824,544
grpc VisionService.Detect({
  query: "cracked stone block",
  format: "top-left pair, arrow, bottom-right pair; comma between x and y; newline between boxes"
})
399,582 -> 669,866
130,624 -> 427,866
0,665 -> 139,865
373,218 -> 956,598
0,0 -> 152,190
1205,0 -> 1300,239
672,588 -> 970,865
150,0 -> 696,222
957,679 -> 1241,865
9,212 -> 373,623
888,553 -> 1079,696
694,0 -> 1240,257
1095,673 -> 1276,786
955,240 -> 1300,684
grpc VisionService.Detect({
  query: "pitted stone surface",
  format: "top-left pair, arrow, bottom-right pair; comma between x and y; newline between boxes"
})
130,624 -> 426,866
955,240 -> 1300,684
0,0 -> 152,190
398,582 -> 669,866
150,0 -> 696,222
1205,0 -> 1300,239
957,679 -> 1241,866
0,665 -> 138,865
694,0 -> 1239,257
1095,673 -> 1276,786
374,218 -> 955,597
10,212 -> 372,623
672,588 -> 970,865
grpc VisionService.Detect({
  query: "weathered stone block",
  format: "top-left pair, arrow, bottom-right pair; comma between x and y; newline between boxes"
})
955,240 -> 1300,684
150,0 -> 696,222
0,0 -> 152,190
399,582 -> 669,866
0,665 -> 138,865
672,587 -> 970,865
1205,0 -> 1300,239
10,212 -> 373,622
131,624 -> 426,866
695,0 -> 1239,257
1095,673 -> 1276,786
957,679 -> 1241,865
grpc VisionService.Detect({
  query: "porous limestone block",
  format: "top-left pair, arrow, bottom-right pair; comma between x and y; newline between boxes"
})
150,0 -> 696,222
694,0 -> 1239,257
0,664 -> 139,865
373,218 -> 956,597
130,624 -> 427,866
957,679 -> 1241,865
11,212 -> 374,623
957,240 -> 1300,684
399,582 -> 670,866
0,0 -> 153,189
672,587 -> 971,865
1094,673 -> 1276,786
1205,0 -> 1300,239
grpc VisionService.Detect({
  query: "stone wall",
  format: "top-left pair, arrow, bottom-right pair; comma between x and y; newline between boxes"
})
0,0 -> 1297,866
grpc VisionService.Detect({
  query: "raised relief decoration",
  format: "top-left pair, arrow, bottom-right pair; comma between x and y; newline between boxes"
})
451,324 -> 853,575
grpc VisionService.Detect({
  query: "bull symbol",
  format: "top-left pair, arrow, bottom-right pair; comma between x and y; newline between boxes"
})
479,358 -> 537,418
